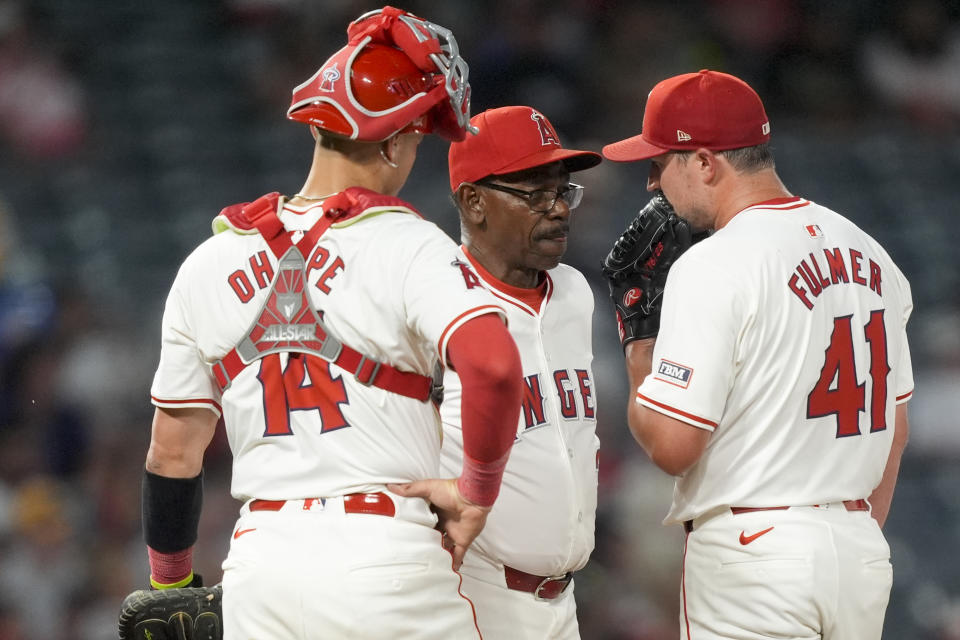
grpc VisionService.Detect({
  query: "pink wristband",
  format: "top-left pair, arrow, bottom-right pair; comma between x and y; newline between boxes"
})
457,449 -> 510,507
147,546 -> 193,587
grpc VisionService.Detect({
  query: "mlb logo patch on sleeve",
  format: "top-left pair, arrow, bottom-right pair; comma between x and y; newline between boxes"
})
654,359 -> 692,388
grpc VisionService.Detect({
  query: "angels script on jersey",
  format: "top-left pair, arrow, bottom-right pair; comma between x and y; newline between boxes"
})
226,248 -> 345,303
521,369 -> 595,431
787,246 -> 882,310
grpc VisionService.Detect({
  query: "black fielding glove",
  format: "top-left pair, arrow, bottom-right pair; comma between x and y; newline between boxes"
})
119,582 -> 222,640
601,191 -> 700,348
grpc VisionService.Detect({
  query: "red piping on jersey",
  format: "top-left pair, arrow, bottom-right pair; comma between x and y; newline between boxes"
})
739,196 -> 809,215
436,305 -> 505,357
151,396 -> 223,416
543,273 -> 555,306
281,201 -> 325,215
754,196 -> 804,207
462,245 -> 549,314
681,533 -> 692,640
441,530 -> 482,637
637,392 -> 718,429
485,287 -> 543,317
896,391 -> 913,402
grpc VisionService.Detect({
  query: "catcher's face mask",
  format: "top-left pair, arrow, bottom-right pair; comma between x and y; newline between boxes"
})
287,6 -> 476,142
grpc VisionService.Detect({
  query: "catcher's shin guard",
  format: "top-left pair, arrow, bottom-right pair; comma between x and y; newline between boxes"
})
118,584 -> 222,640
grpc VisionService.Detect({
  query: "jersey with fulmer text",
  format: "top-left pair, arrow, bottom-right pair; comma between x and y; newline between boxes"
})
637,198 -> 914,524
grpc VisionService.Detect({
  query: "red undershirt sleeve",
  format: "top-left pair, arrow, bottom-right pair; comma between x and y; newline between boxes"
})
446,313 -> 522,506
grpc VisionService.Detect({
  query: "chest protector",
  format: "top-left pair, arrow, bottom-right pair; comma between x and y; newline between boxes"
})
211,188 -> 440,403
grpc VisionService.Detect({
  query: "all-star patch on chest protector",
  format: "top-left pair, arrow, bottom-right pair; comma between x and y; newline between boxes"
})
211,189 -> 436,402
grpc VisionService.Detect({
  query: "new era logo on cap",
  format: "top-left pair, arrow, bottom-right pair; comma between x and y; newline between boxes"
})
602,69 -> 772,162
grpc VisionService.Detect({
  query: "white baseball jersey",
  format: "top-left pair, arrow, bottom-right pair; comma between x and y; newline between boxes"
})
151,197 -> 505,502
439,247 -> 599,577
637,197 -> 914,524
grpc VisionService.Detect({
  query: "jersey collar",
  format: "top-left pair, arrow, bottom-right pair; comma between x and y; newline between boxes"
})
462,246 -> 549,313
738,196 -> 809,214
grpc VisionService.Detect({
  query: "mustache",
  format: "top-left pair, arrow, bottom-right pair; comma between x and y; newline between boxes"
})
536,224 -> 569,241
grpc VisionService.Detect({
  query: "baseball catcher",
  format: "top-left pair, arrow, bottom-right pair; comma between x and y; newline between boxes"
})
128,4 -> 523,639
118,581 -> 222,640
601,190 -> 702,346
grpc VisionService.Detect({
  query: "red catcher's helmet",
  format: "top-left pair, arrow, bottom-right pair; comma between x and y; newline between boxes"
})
288,6 -> 475,142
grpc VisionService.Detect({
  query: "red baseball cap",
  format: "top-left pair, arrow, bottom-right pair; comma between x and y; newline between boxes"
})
448,105 -> 601,192
603,70 -> 771,162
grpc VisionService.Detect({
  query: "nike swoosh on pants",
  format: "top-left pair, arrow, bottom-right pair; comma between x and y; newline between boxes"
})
738,526 -> 774,545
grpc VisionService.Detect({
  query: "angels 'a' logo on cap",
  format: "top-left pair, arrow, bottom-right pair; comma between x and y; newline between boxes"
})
676,130 -> 692,142
531,110 -> 560,146
319,63 -> 341,92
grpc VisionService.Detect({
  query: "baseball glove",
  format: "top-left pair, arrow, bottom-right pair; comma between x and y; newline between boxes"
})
601,191 -> 700,346
118,583 -> 222,640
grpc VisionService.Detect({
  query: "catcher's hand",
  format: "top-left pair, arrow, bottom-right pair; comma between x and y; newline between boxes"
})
601,191 -> 699,346
118,583 -> 222,640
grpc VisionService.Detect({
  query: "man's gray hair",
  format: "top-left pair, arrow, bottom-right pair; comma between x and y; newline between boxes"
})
673,143 -> 775,172
718,143 -> 775,172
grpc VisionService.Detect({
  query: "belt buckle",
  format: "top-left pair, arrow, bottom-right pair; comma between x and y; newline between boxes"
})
212,360 -> 232,391
534,574 -> 569,602
354,355 -> 381,386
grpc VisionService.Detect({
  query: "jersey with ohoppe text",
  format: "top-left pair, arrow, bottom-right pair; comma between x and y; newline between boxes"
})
637,198 -> 914,524
151,199 -> 505,502
439,247 -> 599,576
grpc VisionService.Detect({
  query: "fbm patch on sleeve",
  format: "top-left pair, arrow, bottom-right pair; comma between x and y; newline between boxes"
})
654,358 -> 692,389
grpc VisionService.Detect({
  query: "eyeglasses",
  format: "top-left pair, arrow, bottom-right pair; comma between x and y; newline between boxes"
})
477,181 -> 584,213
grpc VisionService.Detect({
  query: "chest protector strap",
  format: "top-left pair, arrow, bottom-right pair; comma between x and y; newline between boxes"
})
211,190 -> 436,402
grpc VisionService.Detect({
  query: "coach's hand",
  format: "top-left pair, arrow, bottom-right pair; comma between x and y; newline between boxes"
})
388,478 -> 491,570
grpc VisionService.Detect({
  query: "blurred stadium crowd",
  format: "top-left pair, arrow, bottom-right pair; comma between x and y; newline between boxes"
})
0,0 -> 958,638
